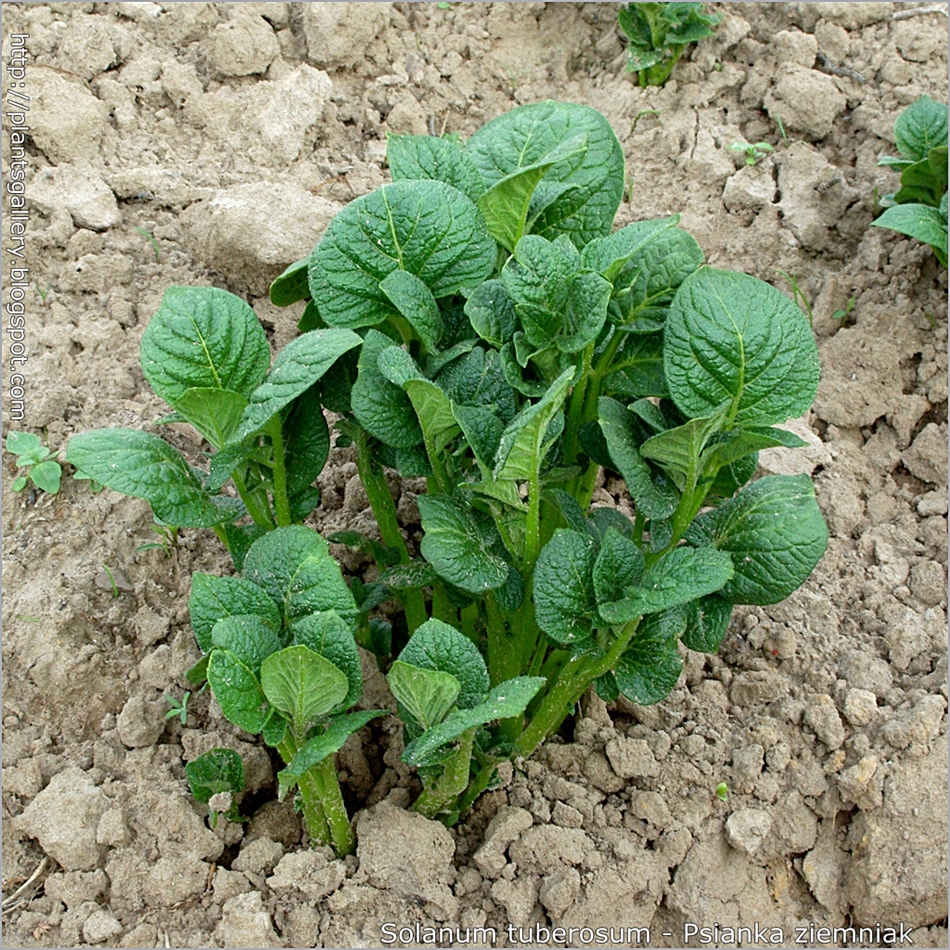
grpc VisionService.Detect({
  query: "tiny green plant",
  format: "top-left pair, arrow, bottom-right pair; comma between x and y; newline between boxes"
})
186,748 -> 245,826
135,226 -> 162,262
137,522 -> 180,556
729,141 -> 773,166
164,690 -> 192,725
101,564 -> 121,599
831,296 -> 856,322
6,432 -> 62,495
775,270 -> 815,327
618,2 -> 721,87
872,95 -> 948,266
715,781 -> 729,801
33,284 -> 51,304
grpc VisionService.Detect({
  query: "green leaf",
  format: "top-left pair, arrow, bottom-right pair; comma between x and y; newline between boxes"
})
186,748 -> 245,804
28,460 -> 62,494
379,269 -> 443,353
282,385 -> 331,498
291,610 -> 363,711
403,676 -> 546,766
603,332 -> 668,399
270,258 -> 311,307
598,545 -> 734,625
494,366 -> 573,481
377,559 -> 440,591
211,615 -> 281,674
894,95 -> 948,162
262,713 -> 288,748
664,268 -> 820,428
398,617 -> 490,710
614,610 -> 685,705
387,133 -> 484,202
891,153 -> 947,207
260,645 -> 349,734
140,287 -> 270,406
466,101 -> 625,248
700,425 -> 808,474
208,650 -> 269,734
534,528 -> 597,645
351,330 -> 423,448
872,204 -> 948,265
685,474 -> 828,605
6,431 -> 43,461
388,660 -> 461,729
418,494 -> 509,594
242,525 -> 358,627
438,347 -> 517,420
598,397 -> 677,521
309,180 -> 496,329
327,530 -> 400,567
592,527 -> 645,606
276,710 -> 386,799
639,408 -> 729,492
237,328 -> 362,439
173,388 -> 247,450
11,475 -> 27,492
464,280 -> 518,347
681,594 -> 733,653
65,429 -> 243,528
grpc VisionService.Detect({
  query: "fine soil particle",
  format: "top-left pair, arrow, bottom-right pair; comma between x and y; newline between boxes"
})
2,3 -> 947,947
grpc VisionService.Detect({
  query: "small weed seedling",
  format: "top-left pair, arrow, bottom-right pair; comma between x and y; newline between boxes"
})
618,2 -> 721,87
164,690 -> 192,725
715,781 -> 729,801
137,522 -> 180,556
872,95 -> 948,266
729,141 -> 774,166
776,270 -> 815,327
6,432 -> 62,495
135,226 -> 162,262
832,296 -> 857,323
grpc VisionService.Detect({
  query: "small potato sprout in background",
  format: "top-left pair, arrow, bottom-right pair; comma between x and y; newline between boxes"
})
729,141 -> 774,166
5,432 -> 62,495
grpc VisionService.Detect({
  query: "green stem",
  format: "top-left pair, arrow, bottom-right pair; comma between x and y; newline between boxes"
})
413,728 -> 475,820
232,468 -> 275,529
563,344 -> 593,468
277,737 -> 329,847
312,755 -> 355,856
456,757 -> 501,818
265,417 -> 292,527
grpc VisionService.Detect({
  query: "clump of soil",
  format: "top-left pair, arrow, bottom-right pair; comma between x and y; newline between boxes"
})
2,4 -> 947,948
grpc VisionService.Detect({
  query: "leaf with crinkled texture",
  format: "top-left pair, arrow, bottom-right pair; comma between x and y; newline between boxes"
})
242,526 -> 358,627
380,270 -> 443,353
893,95 -> 948,162
465,280 -> 518,347
351,330 -> 423,449
186,748 -> 245,805
260,645 -> 348,734
664,269 -> 819,428
174,388 -> 247,450
418,495 -> 509,594
465,101 -> 624,248
598,545 -> 733,625
211,615 -> 281,674
398,617 -> 490,709
639,408 -> 728,492
141,287 -> 271,406
308,180 -> 496,329
685,474 -> 828,605
387,133 -> 484,202
614,610 -> 685,705
598,397 -> 677,521
378,559 -> 440,591
582,216 -> 681,282
66,429 -> 243,528
700,426 -> 807,475
403,676 -> 546,766
604,332 -> 668,399
236,328 -> 361,439
437,348 -> 517,422
534,529 -> 596,645
190,572 -> 282,654
270,258 -> 311,307
291,610 -> 363,711
388,660 -> 461,730
681,594 -> 733,653
592,527 -> 645,606
208,650 -> 269,734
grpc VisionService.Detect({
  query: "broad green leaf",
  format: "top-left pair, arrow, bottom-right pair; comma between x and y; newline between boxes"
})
681,593 -> 733,653
262,712 -> 288,748
379,270 -> 442,353
598,545 -> 733,625
872,204 -> 948,265
28,460 -> 61,494
700,425 -> 808,474
544,487 -> 589,534
5,431 -> 43,461
494,366 -> 573,481
211,615 -> 281,674
639,407 -> 729,492
351,330 -> 423,448
465,101 -> 625,248
309,180 -> 496,329
664,269 -> 820,428
242,526 -> 358,627
237,328 -> 362,439
582,216 -> 681,282
282,385 -> 331,498
186,749 -> 245,804
592,527 -> 645,606
598,397 -> 677,521
465,280 -> 518,347
276,710 -> 386,799
894,95 -> 948,162
206,440 -> 257,492
476,134 -> 589,252
260,645 -> 348,734
387,133 -> 484,202
270,258 -> 311,307
174,387 -> 247,450
534,528 -> 596,645
388,660 -> 461,729
603,332 -> 668,398
685,474 -> 828,605
190,572 -> 282,652
437,347 -> 517,422
140,287 -> 270,406
377,559 -> 440,591
890,153 -> 947,207
220,523 -> 268,573
398,617 -> 490,710
403,676 -> 546,765
452,404 -> 504,467
292,610 -> 363,711
614,610 -> 685,705
208,649 -> 269,734
418,495 -> 509,594
65,429 -> 243,528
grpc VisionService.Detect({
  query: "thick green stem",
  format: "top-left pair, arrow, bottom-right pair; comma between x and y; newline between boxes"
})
277,737 -> 329,847
413,728 -> 475,820
265,417 -> 292,527
311,755 -> 355,856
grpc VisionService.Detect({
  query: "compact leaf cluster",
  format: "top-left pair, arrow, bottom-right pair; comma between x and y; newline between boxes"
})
873,95 -> 948,267
6,431 -> 62,495
618,2 -> 721,87
67,101 -> 828,848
